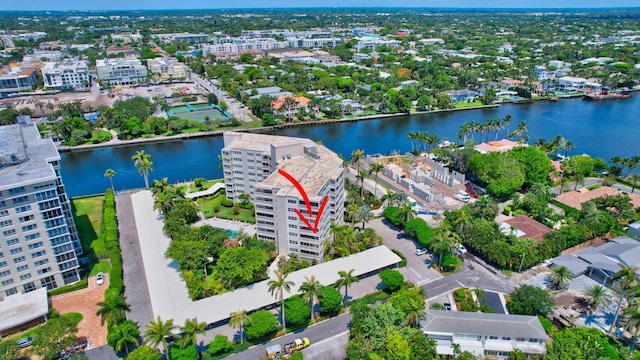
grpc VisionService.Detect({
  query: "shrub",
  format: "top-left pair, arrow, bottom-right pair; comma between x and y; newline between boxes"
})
289,353 -> 304,360
232,204 -> 240,215
379,269 -> 404,293
284,295 -> 311,330
221,198 -> 233,207
319,286 -> 343,317
244,310 -> 278,341
48,278 -> 88,296
208,335 -> 234,356
404,218 -> 434,248
391,249 -> 407,267
538,315 -> 553,334
454,288 -> 466,302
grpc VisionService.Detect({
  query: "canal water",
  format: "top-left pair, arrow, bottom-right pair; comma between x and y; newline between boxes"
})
61,96 -> 640,197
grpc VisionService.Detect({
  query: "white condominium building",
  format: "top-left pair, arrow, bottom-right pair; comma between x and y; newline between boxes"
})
0,122 -> 81,300
41,60 -> 91,91
221,132 -> 344,262
95,58 -> 148,86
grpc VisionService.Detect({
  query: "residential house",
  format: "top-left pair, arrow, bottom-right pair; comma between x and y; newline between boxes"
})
443,89 -> 478,104
555,186 -> 640,211
556,76 -> 601,92
422,310 -> 548,358
629,221 -> 640,239
474,139 -> 527,154
272,96 -> 311,119
499,215 -> 552,243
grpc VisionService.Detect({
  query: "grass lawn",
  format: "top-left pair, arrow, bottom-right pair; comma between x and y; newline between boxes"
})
71,196 -> 106,278
455,101 -> 485,109
189,178 -> 224,193
90,260 -> 111,276
198,193 -> 256,223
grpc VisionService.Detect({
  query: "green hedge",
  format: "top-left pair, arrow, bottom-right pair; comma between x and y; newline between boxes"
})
403,218 -> 434,248
102,189 -> 123,297
549,199 -> 581,219
48,278 -> 88,296
391,249 -> 407,267
221,198 -> 233,207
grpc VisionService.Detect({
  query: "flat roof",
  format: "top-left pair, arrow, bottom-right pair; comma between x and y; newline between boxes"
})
0,124 -> 58,189
132,190 -> 401,326
0,287 -> 48,333
422,310 -> 548,341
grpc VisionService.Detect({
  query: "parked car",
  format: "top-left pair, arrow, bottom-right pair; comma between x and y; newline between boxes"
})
95,272 -> 104,286
457,244 -> 468,255
444,303 -> 452,311
415,248 -> 428,256
16,337 -> 33,348
396,233 -> 407,239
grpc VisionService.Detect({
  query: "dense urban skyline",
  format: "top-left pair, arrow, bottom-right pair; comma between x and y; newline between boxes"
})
1,0 -> 639,11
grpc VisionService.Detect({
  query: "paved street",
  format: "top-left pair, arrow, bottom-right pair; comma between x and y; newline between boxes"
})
226,313 -> 352,360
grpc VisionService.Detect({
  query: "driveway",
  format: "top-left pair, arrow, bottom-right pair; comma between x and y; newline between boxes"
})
51,275 -> 109,348
368,218 -> 442,286
116,193 -> 154,330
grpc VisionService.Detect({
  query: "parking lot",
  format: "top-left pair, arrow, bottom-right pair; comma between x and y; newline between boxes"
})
368,218 -> 442,285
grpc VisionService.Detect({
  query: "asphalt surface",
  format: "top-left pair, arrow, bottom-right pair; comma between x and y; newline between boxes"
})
226,313 -> 352,360
483,290 -> 506,314
116,193 -> 154,329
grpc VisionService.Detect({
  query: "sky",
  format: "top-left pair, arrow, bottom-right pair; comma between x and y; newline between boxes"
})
1,0 -> 638,11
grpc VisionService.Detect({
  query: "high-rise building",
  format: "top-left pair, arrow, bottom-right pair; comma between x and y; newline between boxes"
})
0,122 -> 81,300
221,132 -> 344,262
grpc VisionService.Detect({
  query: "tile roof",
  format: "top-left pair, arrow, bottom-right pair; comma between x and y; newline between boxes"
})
555,186 -> 640,210
503,216 -> 552,243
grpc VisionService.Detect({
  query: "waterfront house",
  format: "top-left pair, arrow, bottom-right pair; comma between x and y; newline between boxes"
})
555,186 -> 640,211
271,96 -> 311,119
422,310 -> 548,358
443,89 -> 478,104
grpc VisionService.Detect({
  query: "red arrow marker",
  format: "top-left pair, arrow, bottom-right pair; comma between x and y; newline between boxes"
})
278,169 -> 328,234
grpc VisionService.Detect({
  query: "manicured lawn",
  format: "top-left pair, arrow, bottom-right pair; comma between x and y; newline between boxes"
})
90,260 -> 111,276
188,178 -> 224,193
455,101 -> 485,109
72,195 -> 104,255
198,193 -> 256,223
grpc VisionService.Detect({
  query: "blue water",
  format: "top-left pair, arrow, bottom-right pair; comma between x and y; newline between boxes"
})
60,96 -> 640,197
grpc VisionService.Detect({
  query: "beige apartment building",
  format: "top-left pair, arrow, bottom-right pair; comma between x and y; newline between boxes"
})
221,132 -> 344,262
0,122 -> 81,300
146,58 -> 188,83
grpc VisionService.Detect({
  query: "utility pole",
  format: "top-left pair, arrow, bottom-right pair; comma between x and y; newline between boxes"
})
518,253 -> 526,273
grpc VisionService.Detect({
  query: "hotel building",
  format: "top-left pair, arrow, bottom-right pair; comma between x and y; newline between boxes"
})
221,132 -> 344,262
0,122 -> 81,300
41,60 -> 91,92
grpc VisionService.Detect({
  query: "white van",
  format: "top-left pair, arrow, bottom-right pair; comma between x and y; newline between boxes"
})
454,190 -> 470,203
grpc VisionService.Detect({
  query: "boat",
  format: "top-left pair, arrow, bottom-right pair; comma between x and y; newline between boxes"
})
583,89 -> 631,101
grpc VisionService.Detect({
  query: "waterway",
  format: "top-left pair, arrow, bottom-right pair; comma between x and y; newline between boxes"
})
61,96 -> 640,197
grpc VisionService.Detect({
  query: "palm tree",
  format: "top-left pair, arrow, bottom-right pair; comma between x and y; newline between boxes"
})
229,310 -> 251,344
96,294 -> 131,326
624,306 -> 640,354
356,169 -> 368,198
268,267 -> 294,333
582,285 -> 612,312
350,149 -> 365,172
107,320 -> 140,356
132,150 -> 153,189
397,202 -> 417,223
610,265 -> 640,334
299,275 -> 324,323
346,203 -> 359,226
548,265 -> 573,291
335,269 -> 359,307
430,230 -> 455,268
145,316 -> 175,359
627,173 -> 640,194
150,177 -> 170,197
369,162 -> 384,199
180,317 -> 206,348
104,169 -> 116,194
404,296 -> 426,327
355,205 -> 373,230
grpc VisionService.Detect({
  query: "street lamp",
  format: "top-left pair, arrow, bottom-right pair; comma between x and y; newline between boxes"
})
518,253 -> 526,273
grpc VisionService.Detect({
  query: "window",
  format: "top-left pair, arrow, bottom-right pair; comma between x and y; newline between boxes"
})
0,252 -> 3,258
1,279 -> 14,286
15,205 -> 31,213
3,229 -> 16,237
9,186 -> 25,195
22,224 -> 38,232
0,261 -> 6,268
37,266 -> 51,275
19,215 -> 35,223
0,200 -> 5,207
9,247 -> 23,255
0,210 -> 8,217
5,287 -> 17,296
0,270 -> 11,278
0,219 -> 13,227
41,276 -> 57,290
23,282 -> 36,293
31,250 -> 46,259
12,196 -> 29,204
19,273 -> 31,281
34,258 -> 50,267
6,238 -> 19,246
13,256 -> 26,264
16,265 -> 28,272
25,233 -> 41,241
28,242 -> 43,250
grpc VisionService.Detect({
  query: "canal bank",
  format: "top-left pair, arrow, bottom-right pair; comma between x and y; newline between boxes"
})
57,104 -> 500,152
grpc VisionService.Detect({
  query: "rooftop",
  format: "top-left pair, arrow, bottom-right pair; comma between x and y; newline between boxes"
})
422,309 -> 548,340
502,215 -> 553,243
0,124 -> 58,189
474,139 -> 526,154
0,287 -> 48,335
555,186 -> 640,210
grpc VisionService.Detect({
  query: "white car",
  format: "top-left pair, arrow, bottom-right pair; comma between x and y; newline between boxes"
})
457,244 -> 468,255
415,248 -> 428,256
95,272 -> 104,286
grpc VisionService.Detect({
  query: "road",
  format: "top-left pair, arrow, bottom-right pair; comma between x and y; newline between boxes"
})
226,313 -> 351,360
189,72 -> 253,122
